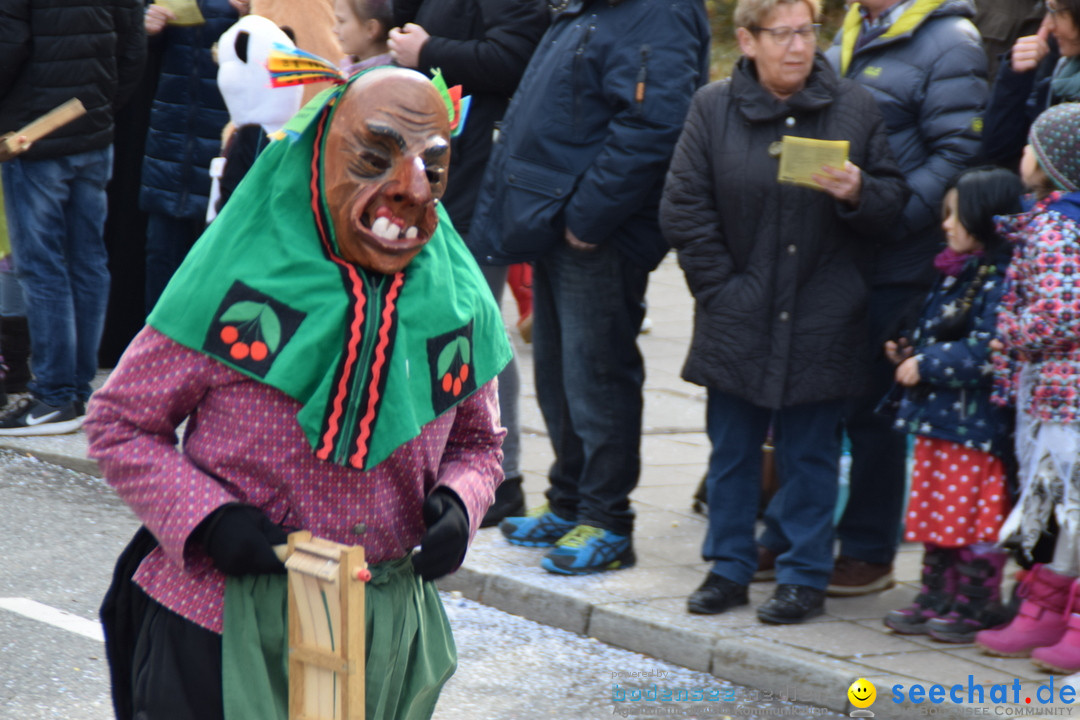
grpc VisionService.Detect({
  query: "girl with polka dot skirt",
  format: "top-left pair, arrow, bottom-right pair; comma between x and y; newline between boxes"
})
882,166 -> 1024,644
976,103 -> 1080,673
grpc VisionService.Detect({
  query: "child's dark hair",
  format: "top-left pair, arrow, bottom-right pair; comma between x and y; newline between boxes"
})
945,165 -> 1024,258
933,166 -> 1024,342
347,0 -> 394,40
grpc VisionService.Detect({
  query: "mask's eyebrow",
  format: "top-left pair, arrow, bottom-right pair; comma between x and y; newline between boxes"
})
366,123 -> 406,150
423,140 -> 449,162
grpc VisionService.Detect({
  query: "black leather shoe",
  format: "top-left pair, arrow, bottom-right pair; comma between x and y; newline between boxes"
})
757,584 -> 825,624
687,573 -> 749,615
480,476 -> 525,528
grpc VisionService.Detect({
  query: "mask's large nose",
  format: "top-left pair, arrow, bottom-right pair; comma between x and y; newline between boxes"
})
387,156 -> 432,209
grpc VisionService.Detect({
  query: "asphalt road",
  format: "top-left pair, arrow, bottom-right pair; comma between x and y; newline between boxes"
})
0,449 -> 843,720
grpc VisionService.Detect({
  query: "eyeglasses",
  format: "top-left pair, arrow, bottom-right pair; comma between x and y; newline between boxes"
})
750,23 -> 822,45
1046,0 -> 1060,15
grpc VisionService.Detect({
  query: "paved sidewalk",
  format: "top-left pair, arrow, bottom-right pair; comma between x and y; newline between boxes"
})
3,254 -> 1076,720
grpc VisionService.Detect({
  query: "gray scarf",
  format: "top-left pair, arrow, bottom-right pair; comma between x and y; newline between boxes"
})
1051,56 -> 1080,101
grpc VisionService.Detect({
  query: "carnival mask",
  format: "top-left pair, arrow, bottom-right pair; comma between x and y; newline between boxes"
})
323,69 -> 450,274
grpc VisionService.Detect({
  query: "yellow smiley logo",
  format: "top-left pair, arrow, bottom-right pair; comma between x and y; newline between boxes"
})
848,678 -> 876,709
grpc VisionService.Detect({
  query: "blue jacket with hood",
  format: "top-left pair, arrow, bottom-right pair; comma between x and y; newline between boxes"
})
469,0 -> 711,270
826,0 -> 988,286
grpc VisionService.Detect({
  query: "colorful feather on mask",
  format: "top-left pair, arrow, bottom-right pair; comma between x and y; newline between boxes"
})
266,43 -> 346,87
430,68 -> 470,138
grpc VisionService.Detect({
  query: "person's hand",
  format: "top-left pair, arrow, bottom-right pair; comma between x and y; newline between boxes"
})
228,0 -> 251,16
388,23 -> 430,68
565,227 -> 597,252
1011,22 -> 1051,73
989,338 -> 1005,352
411,489 -> 469,582
0,133 -> 32,161
145,4 -> 176,35
198,504 -> 287,576
895,356 -> 921,386
812,161 -> 862,206
884,339 -> 914,365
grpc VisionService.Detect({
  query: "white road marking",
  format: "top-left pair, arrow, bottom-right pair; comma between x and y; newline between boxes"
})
0,597 -> 104,642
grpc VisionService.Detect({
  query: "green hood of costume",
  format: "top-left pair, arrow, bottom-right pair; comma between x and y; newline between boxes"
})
148,80 -> 511,471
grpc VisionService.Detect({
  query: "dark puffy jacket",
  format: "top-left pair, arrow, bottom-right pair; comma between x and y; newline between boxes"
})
661,56 -> 909,409
0,0 -> 146,160
826,0 -> 988,287
893,254 -> 1012,455
469,0 -> 711,270
393,0 -> 547,239
982,41 -> 1069,170
139,0 -> 236,220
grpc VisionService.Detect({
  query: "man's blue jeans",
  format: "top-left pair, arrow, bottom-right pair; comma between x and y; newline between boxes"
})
479,264 -> 520,479
704,390 -> 843,590
532,241 -> 648,536
1,147 -> 113,407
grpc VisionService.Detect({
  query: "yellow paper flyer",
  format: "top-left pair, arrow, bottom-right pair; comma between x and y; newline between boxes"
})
155,0 -> 205,26
777,135 -> 849,190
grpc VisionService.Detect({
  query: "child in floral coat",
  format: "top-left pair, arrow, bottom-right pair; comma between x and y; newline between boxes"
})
976,103 -> 1080,673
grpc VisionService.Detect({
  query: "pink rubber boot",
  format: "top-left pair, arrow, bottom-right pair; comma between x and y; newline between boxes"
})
975,564 -> 1072,657
1031,580 -> 1080,672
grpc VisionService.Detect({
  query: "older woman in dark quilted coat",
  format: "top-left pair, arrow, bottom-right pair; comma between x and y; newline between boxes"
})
660,0 -> 908,625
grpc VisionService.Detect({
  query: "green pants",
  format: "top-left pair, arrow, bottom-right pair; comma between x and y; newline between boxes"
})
222,555 -> 456,720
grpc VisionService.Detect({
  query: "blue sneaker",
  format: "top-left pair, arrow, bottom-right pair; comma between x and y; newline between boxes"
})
499,504 -> 575,547
541,525 -> 635,575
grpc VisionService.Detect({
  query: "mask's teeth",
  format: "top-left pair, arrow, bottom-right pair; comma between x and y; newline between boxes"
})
371,216 -> 400,240
405,226 -> 419,239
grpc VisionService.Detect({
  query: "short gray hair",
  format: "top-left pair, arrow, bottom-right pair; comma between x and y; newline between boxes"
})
734,0 -> 821,29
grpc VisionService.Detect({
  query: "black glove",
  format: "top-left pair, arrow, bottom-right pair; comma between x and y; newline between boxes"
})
197,504 -> 287,576
411,489 -> 469,582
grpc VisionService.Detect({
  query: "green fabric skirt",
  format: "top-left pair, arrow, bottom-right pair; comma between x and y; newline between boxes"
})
222,555 -> 456,720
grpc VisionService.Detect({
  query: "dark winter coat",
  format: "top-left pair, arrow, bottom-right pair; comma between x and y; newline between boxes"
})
981,41 -> 1066,170
825,0 -> 988,287
893,254 -> 1012,454
393,0 -> 548,239
138,0 -> 237,220
661,55 -> 909,409
469,0 -> 711,270
0,0 -> 146,160
972,0 -> 1043,78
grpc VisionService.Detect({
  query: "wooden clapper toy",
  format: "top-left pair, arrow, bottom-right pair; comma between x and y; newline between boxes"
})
0,98 -> 86,161
282,532 -> 371,720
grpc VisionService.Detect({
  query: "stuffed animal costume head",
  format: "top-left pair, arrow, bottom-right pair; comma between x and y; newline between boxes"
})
217,15 -> 304,134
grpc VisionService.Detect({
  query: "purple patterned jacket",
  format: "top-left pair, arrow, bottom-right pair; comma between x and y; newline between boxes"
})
85,326 -> 504,632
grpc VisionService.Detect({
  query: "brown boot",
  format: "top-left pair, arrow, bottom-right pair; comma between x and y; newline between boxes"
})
753,545 -> 777,582
828,556 -> 895,596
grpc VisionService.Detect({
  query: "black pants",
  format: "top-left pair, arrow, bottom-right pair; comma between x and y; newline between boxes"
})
836,283 -> 927,565
101,528 -> 224,720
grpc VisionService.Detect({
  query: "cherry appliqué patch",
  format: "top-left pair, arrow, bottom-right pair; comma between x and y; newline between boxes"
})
203,281 -> 306,377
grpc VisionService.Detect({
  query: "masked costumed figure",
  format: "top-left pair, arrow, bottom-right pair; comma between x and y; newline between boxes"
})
87,66 -> 510,720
